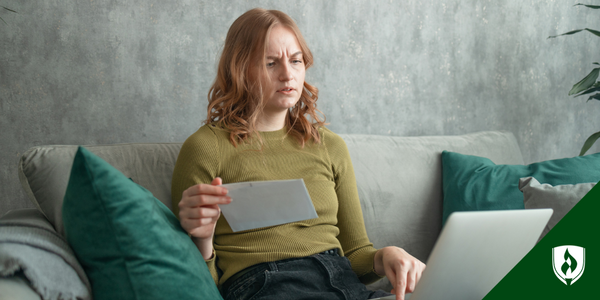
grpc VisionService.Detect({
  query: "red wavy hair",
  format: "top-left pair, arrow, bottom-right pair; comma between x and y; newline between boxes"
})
205,8 -> 326,147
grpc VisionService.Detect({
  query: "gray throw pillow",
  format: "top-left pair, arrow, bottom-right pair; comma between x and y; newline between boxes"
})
518,177 -> 595,240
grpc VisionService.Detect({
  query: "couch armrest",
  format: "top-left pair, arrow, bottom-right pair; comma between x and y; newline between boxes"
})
0,209 -> 92,300
0,272 -> 41,300
0,208 -> 56,231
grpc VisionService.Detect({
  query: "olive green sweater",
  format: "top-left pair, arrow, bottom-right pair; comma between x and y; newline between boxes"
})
171,124 -> 382,287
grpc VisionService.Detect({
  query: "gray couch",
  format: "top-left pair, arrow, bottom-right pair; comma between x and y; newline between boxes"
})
0,130 -> 523,299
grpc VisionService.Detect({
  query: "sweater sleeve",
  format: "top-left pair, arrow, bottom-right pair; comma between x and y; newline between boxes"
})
171,124 -> 221,284
171,125 -> 221,215
324,129 -> 383,284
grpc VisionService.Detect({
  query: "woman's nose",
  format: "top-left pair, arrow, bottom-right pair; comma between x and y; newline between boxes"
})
279,63 -> 293,81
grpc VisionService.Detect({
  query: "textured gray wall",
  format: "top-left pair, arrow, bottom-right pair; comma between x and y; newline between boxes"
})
2,0 -> 599,215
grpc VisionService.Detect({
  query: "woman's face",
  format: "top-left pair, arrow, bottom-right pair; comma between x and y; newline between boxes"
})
258,25 -> 306,116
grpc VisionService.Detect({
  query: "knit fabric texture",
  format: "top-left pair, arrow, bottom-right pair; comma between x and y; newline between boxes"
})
171,124 -> 381,286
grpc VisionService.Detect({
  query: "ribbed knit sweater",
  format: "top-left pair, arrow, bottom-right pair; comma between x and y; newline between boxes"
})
171,124 -> 382,287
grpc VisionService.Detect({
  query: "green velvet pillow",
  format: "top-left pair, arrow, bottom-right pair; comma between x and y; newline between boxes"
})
62,147 -> 222,300
441,151 -> 600,225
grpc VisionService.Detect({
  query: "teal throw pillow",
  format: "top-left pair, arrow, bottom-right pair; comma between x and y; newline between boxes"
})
62,146 -> 222,300
441,151 -> 600,225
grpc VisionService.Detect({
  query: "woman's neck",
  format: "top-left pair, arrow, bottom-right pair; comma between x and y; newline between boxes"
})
256,110 -> 287,132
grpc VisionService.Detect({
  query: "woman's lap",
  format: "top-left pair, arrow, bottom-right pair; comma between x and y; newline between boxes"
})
221,252 -> 393,300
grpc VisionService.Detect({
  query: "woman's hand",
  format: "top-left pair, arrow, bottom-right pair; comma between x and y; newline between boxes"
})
178,177 -> 231,259
373,246 -> 426,300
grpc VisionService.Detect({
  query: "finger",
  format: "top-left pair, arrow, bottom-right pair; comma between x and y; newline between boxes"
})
182,208 -> 221,224
181,194 -> 231,208
415,263 -> 425,288
183,183 -> 228,198
211,177 -> 223,186
198,216 -> 219,226
395,270 -> 407,300
180,206 -> 221,219
180,217 -> 211,231
396,287 -> 405,300
385,272 -> 403,300
406,267 -> 417,293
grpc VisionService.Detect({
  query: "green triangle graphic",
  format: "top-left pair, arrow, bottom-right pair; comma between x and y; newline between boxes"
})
483,181 -> 600,299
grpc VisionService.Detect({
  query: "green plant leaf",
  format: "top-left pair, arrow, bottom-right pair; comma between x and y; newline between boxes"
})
577,87 -> 600,98
579,131 -> 600,156
574,3 -> 600,9
549,28 -> 600,39
586,93 -> 600,102
548,29 -> 584,38
569,68 -> 600,95
575,82 -> 600,97
586,28 -> 600,37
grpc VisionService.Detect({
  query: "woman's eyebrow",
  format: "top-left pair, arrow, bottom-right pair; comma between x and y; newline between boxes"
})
266,51 -> 303,60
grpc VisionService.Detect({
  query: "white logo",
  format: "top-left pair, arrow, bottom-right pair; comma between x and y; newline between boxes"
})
552,245 -> 585,285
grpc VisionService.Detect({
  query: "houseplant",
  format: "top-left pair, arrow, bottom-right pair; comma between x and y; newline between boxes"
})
549,3 -> 600,156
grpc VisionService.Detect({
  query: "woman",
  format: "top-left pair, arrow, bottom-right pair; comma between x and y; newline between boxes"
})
171,8 -> 425,300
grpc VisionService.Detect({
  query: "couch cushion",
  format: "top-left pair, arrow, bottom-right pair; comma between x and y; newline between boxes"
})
19,143 -> 181,237
442,151 -> 600,225
519,177 -> 595,240
342,131 -> 523,290
340,131 -> 522,264
62,146 -> 221,300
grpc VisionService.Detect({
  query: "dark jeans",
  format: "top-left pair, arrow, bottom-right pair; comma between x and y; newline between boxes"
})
221,252 -> 393,300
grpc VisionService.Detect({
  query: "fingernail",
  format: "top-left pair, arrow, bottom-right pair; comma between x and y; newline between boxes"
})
222,188 -> 228,195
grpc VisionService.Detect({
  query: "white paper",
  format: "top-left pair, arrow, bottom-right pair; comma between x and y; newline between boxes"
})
219,179 -> 318,232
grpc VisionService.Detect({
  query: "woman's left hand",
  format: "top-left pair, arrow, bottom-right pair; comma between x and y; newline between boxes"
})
373,246 -> 426,300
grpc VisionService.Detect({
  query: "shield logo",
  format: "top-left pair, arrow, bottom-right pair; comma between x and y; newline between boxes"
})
552,245 -> 585,285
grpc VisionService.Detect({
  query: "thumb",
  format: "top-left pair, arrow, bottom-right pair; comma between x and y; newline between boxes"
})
211,177 -> 223,186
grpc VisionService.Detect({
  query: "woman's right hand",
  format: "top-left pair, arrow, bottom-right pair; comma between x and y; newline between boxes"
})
178,177 -> 231,252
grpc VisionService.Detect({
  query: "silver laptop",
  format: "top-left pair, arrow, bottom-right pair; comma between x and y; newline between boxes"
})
373,208 -> 552,300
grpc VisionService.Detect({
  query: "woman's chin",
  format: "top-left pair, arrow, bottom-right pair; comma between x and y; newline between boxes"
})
266,99 -> 300,111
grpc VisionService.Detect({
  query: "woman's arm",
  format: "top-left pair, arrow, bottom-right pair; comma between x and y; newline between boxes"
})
324,129 -> 382,282
325,129 -> 425,299
171,125 -> 224,281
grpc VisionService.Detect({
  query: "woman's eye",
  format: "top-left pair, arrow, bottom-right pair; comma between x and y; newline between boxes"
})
266,62 -> 275,67
292,59 -> 303,64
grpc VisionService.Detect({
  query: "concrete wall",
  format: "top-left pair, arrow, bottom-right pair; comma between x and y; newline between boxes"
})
2,0 -> 599,215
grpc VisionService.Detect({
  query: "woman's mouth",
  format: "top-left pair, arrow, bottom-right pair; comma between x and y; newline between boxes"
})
278,88 -> 294,94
